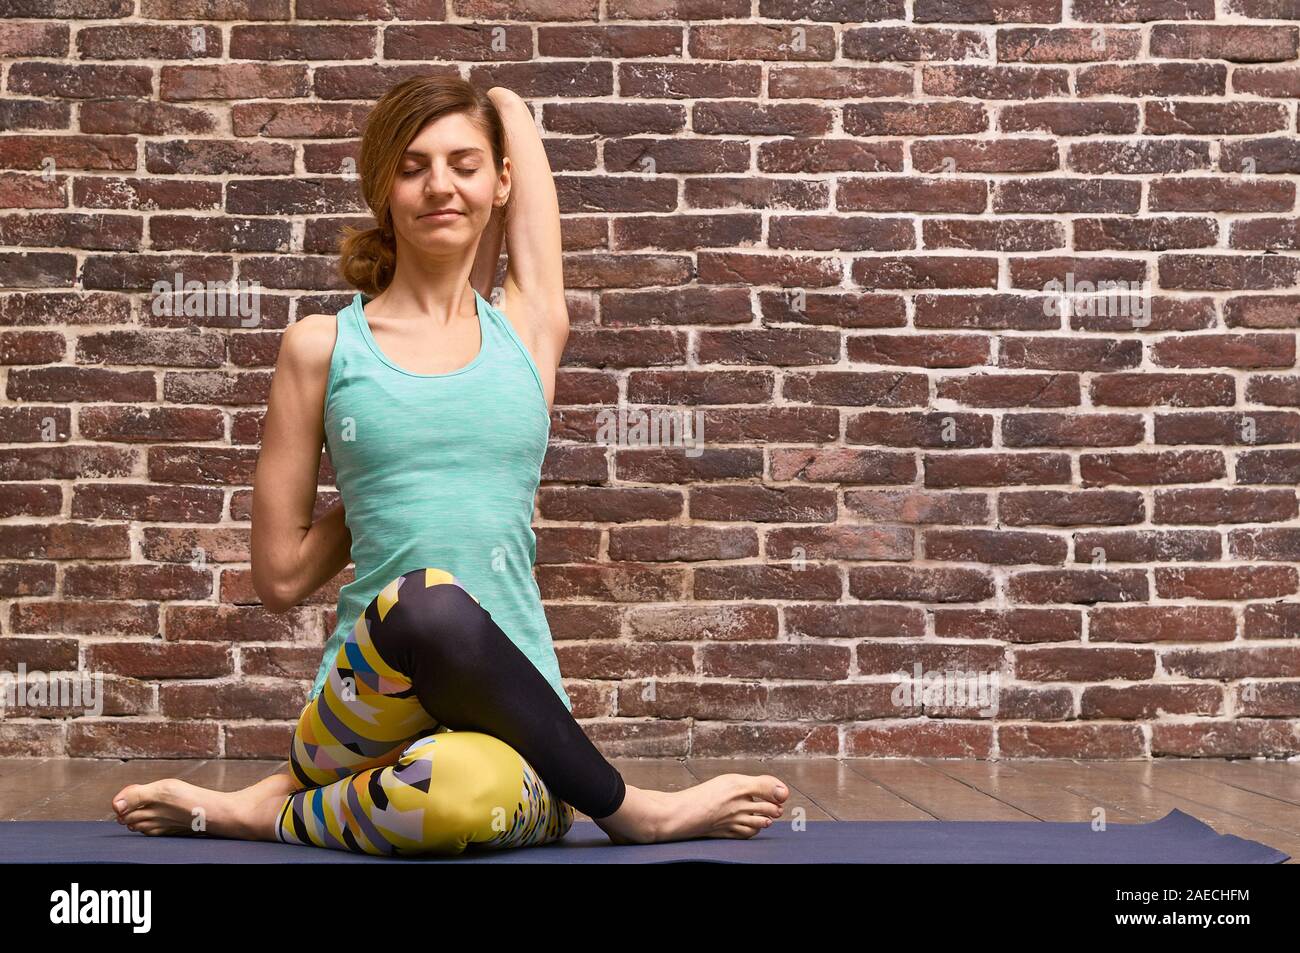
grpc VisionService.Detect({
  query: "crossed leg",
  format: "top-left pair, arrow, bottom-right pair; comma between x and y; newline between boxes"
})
276,567 -> 582,856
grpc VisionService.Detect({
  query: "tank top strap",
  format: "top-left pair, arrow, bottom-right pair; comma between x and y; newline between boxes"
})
471,287 -> 507,354
474,289 -> 547,406
322,293 -> 363,410
337,293 -> 360,347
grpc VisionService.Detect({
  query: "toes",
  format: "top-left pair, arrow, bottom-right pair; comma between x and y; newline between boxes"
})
729,774 -> 789,806
761,776 -> 789,804
114,781 -> 178,819
119,803 -> 154,823
123,809 -> 155,827
112,783 -> 145,816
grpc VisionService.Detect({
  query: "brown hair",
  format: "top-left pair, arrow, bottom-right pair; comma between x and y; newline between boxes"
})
337,76 -> 507,297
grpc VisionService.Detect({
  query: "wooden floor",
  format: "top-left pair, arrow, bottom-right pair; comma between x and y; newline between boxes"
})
3,756 -> 1297,862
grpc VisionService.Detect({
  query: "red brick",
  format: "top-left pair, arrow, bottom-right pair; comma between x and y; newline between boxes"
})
923,65 -> 1070,99
840,177 -> 987,213
1155,411 -> 1300,444
999,490 -> 1146,525
914,0 -> 1062,22
995,178 -> 1141,213
843,489 -> 991,524
1244,602 -> 1300,638
1068,138 -> 1211,174
843,27 -> 988,62
1152,721 -> 1300,758
1082,684 -> 1223,718
924,529 -> 1067,564
848,333 -> 990,366
786,603 -> 926,639
1071,0 -> 1213,20
1072,528 -> 1222,563
998,338 -> 1142,371
1237,449 -> 1300,483
1153,487 -> 1298,523
912,138 -> 1059,173
768,522 -> 915,560
914,293 -> 1059,329
1004,413 -> 1145,448
922,218 -> 1064,251
1015,645 -> 1156,679
1149,177 -> 1294,212
1085,218 -> 1228,262
935,373 -> 1081,407
933,607 -> 1081,642
1161,254 -> 1300,291
1150,24 -> 1299,62
999,724 -> 1146,758
848,565 -> 996,601
1154,330 -> 1294,369
1091,373 -> 1236,406
784,370 -> 927,406
1155,565 -> 1297,599
847,411 -> 994,447
999,101 -> 1138,135
1077,62 -> 1226,96
1145,101 -> 1290,135
924,452 -> 1073,486
1089,604 -> 1236,641
1230,527 -> 1300,560
1008,569 -> 1150,603
998,27 -> 1141,62
1080,449 -> 1226,484
851,255 -> 1000,289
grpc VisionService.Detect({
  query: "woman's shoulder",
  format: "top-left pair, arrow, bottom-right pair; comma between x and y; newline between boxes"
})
276,311 -> 342,386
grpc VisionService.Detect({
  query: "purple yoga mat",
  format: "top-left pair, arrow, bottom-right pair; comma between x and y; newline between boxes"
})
0,809 -> 1288,863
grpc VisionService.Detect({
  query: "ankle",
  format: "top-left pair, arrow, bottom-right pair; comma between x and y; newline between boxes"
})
253,771 -> 301,799
612,785 -> 662,842
235,776 -> 297,842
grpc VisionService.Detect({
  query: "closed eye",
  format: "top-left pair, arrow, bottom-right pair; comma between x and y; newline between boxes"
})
401,168 -> 477,177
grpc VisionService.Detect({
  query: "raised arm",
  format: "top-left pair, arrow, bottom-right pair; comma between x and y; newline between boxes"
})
250,315 -> 353,613
485,86 -> 570,390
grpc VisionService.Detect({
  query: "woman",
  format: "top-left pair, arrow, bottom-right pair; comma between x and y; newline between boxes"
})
109,77 -> 788,856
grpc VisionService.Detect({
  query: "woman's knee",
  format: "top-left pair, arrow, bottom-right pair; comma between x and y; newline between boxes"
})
366,561 -> 483,657
396,731 -> 526,852
373,567 -> 481,646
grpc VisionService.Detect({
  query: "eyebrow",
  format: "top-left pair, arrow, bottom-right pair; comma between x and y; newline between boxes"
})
401,147 -> 484,159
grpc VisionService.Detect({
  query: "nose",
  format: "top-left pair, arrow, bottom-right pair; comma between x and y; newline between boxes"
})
424,164 -> 454,196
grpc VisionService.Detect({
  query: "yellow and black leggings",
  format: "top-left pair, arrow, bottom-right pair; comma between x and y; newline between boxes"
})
275,567 -> 627,856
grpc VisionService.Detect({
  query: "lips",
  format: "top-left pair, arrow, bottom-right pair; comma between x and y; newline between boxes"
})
419,210 -> 461,218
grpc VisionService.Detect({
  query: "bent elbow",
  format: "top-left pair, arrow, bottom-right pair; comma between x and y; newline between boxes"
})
254,574 -> 295,614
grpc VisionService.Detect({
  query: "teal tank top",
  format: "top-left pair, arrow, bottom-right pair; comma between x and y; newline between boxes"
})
310,286 -> 572,712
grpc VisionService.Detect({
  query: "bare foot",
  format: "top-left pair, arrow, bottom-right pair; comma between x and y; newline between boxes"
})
111,771 -> 300,842
593,774 -> 788,845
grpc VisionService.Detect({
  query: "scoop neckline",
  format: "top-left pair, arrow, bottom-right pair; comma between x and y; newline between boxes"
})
353,287 -> 488,379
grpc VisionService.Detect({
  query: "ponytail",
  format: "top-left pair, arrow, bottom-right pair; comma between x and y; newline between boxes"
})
337,219 -> 396,298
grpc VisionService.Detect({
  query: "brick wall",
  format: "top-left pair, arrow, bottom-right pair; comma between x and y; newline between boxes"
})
1,1 -> 1298,761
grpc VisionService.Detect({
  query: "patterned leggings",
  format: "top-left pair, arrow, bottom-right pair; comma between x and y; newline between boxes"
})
274,567 -> 626,857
